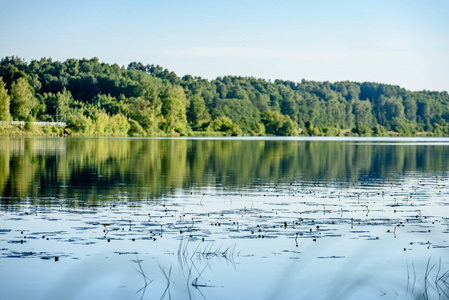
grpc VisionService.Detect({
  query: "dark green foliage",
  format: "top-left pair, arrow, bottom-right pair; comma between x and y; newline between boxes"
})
212,98 -> 261,134
304,121 -> 318,136
1,56 -> 449,136
187,94 -> 210,130
373,124 -> 388,136
351,122 -> 372,136
92,94 -> 129,117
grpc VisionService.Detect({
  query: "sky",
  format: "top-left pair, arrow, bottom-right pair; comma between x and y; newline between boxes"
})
1,0 -> 448,92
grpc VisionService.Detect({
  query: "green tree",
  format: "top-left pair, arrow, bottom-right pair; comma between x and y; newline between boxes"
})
278,116 -> 297,136
107,114 -> 130,135
129,97 -> 161,135
3,56 -> 449,137
352,99 -> 375,126
403,97 -> 417,121
187,94 -> 209,129
322,125 -> 340,136
65,58 -> 79,76
261,110 -> 297,136
24,115 -> 35,131
93,94 -> 129,117
0,77 -> 11,121
210,116 -> 242,136
44,88 -> 72,122
55,88 -> 72,121
351,122 -> 372,136
304,121 -> 319,136
92,111 -> 110,134
66,111 -> 93,134
160,86 -> 188,135
10,77 -> 37,120
280,98 -> 298,122
372,124 -> 388,136
127,119 -> 146,136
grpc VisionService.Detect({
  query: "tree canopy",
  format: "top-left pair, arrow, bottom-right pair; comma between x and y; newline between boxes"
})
1,56 -> 449,136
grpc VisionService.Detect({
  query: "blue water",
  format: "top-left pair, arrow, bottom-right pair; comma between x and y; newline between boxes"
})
0,137 -> 448,300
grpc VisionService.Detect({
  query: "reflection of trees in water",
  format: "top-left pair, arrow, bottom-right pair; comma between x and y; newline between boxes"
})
1,137 -> 449,205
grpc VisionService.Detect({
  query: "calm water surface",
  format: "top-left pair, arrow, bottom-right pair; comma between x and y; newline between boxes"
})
1,137 -> 449,300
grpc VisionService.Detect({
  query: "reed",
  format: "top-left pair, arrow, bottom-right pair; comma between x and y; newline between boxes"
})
135,255 -> 152,300
158,263 -> 172,300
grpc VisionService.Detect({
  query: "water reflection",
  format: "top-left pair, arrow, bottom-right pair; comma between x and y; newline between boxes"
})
1,137 -> 449,205
1,137 -> 449,300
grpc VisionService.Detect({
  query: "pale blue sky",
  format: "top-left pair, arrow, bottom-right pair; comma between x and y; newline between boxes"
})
1,0 -> 448,91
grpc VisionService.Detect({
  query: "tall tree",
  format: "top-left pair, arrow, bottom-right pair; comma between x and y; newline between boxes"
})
10,77 -> 36,120
0,77 -> 11,121
352,99 -> 375,126
187,94 -> 209,129
55,88 -> 72,121
160,86 -> 188,135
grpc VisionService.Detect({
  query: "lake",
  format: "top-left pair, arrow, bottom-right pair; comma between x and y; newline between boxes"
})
1,137 -> 448,300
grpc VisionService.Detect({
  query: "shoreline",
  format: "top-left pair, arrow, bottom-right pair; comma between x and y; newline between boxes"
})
0,124 -> 440,138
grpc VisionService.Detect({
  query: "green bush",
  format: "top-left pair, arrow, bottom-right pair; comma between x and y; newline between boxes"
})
372,125 -> 388,136
108,114 -> 130,135
261,110 -> 297,136
66,113 -> 93,135
127,119 -> 146,136
351,122 -> 371,136
210,116 -> 242,136
24,116 -> 35,131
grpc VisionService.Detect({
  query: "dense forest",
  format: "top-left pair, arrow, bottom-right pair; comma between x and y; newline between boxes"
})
1,56 -> 449,136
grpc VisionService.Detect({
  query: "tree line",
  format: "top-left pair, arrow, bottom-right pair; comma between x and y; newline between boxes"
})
1,56 -> 449,136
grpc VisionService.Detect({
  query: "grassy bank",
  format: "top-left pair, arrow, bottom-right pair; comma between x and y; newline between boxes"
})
0,124 -> 440,138
0,124 -> 65,136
